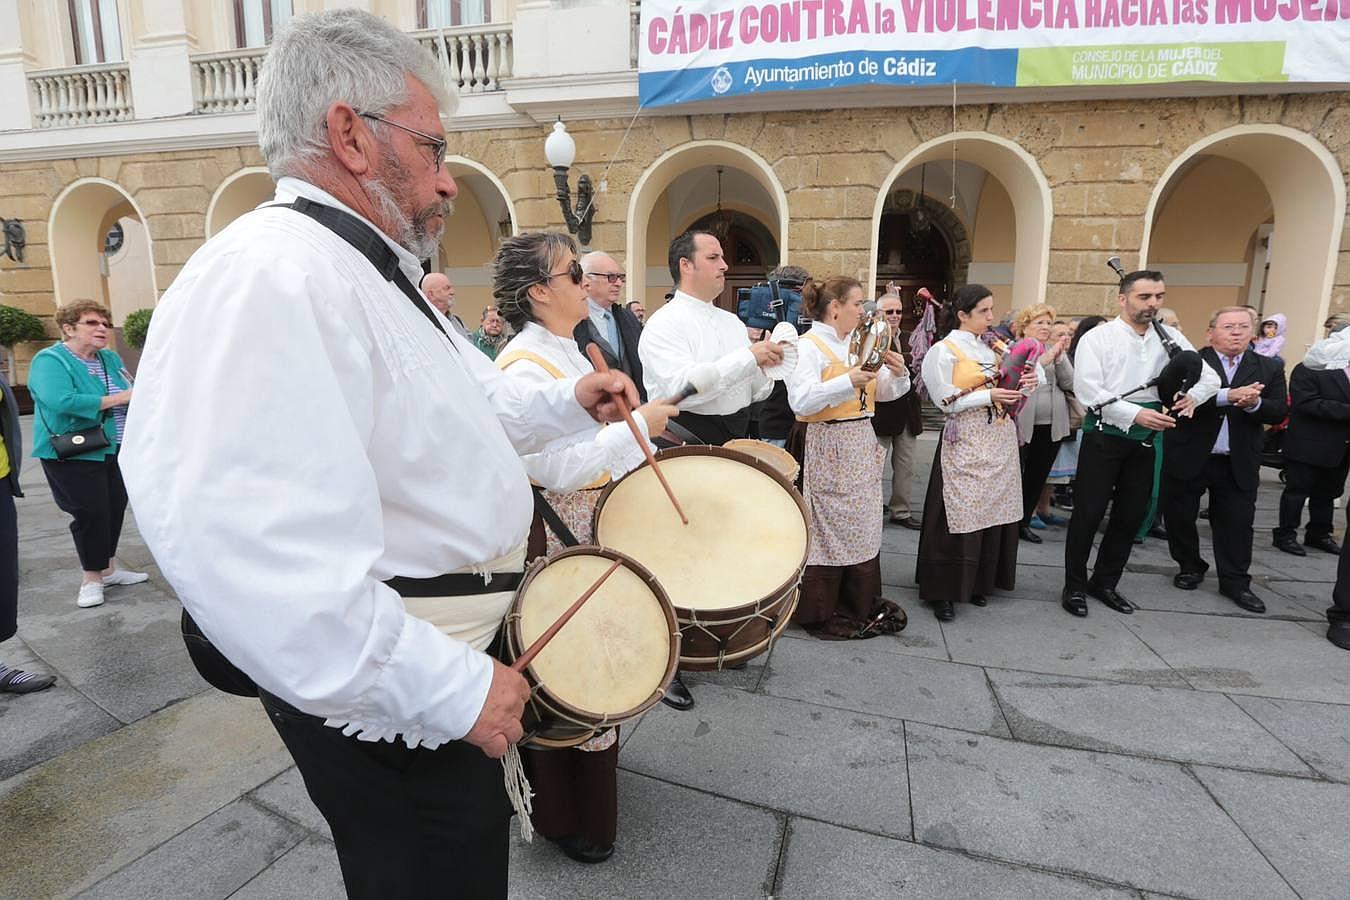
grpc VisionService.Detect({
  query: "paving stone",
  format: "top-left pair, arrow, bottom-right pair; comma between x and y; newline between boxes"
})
621,682 -> 910,837
987,670 -> 1311,774
0,684 -> 121,779
760,635 -> 1008,736
77,799 -> 304,900
1262,580 -> 1335,618
250,766 -> 331,841
1117,572 -> 1322,620
510,771 -> 781,898
1230,695 -> 1350,782
942,599 -> 1188,687
777,818 -> 1138,898
906,723 -> 1295,899
1194,766 -> 1350,900
1122,611 -> 1350,703
229,836 -> 345,899
0,692 -> 292,899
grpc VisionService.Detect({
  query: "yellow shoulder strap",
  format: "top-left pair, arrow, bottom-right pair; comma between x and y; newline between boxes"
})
802,332 -> 843,366
940,338 -> 968,361
496,349 -> 566,380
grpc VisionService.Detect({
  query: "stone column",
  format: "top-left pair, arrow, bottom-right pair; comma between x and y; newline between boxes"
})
126,0 -> 197,120
0,0 -> 34,131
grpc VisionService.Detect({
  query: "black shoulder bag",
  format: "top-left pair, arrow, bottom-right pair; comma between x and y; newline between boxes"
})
182,197 -> 456,697
39,351 -> 113,459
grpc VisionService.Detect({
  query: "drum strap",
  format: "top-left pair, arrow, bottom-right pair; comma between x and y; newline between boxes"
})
532,487 -> 580,547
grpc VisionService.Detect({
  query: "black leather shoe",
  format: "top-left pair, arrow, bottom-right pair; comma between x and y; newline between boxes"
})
1328,623 -> 1350,651
1088,583 -> 1134,614
933,599 -> 955,622
1172,572 -> 1205,591
1273,536 -> 1307,556
1148,524 -> 1168,540
1018,526 -> 1042,544
1226,590 -> 1266,613
1305,535 -> 1342,555
1061,591 -> 1088,617
968,594 -> 988,607
555,835 -> 615,864
889,515 -> 924,531
661,674 -> 694,711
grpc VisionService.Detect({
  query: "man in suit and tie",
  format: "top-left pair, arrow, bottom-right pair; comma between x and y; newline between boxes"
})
1163,306 -> 1288,613
575,251 -> 647,402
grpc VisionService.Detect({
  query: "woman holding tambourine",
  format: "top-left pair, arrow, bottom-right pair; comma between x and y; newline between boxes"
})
29,300 -> 146,611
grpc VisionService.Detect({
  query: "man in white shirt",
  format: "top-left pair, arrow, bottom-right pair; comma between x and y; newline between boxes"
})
639,230 -> 783,445
575,251 -> 646,401
1061,270 -> 1219,618
119,11 -> 639,897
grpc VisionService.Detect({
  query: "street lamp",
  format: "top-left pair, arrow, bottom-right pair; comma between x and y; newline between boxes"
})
544,119 -> 595,247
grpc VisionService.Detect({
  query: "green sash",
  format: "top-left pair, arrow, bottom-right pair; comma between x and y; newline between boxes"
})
1082,402 -> 1166,537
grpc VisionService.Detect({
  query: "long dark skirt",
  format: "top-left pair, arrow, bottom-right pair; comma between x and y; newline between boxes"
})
520,739 -> 619,846
915,442 -> 1019,604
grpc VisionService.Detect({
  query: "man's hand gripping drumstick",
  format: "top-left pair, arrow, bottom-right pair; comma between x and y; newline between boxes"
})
583,344 -> 688,525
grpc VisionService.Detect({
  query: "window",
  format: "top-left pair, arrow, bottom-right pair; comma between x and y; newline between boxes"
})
419,0 -> 491,28
234,0 -> 292,48
69,0 -> 123,65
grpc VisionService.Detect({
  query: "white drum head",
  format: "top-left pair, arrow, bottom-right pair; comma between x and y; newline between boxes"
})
596,452 -> 808,612
518,554 -> 673,715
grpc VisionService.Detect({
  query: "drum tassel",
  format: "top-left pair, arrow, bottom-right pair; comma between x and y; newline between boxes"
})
502,744 -> 536,842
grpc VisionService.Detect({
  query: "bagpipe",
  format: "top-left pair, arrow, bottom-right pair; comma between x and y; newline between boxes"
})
940,334 -> 1044,417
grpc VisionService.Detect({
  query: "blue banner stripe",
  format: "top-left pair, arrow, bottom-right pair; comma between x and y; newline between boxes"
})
639,48 -> 1020,107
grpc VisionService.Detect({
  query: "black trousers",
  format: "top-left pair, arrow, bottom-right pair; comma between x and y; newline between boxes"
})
0,490 -> 16,644
1163,455 -> 1257,597
41,455 -> 127,572
1063,429 -> 1155,594
259,690 -> 513,899
1275,457 -> 1350,542
1331,530 -> 1350,626
675,409 -> 752,445
1020,424 -> 1062,525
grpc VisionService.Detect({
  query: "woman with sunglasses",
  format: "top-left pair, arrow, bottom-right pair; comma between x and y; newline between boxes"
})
29,300 -> 147,610
492,232 -> 678,864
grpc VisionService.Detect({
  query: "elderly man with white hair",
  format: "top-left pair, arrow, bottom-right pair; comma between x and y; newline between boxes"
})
420,270 -> 470,337
118,10 -> 640,897
575,250 -> 646,401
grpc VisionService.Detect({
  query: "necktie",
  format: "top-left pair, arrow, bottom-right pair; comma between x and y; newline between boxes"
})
603,311 -> 620,360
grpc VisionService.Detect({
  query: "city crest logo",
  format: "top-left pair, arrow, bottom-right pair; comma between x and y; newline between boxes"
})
710,66 -> 733,94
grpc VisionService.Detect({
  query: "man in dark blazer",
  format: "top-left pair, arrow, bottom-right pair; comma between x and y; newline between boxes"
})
1163,307 -> 1287,613
1272,356 -> 1350,557
575,251 -> 646,402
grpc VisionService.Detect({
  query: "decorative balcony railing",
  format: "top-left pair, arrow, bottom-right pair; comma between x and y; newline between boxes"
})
192,47 -> 267,114
630,2 -> 641,69
27,63 -> 133,128
413,24 -> 513,94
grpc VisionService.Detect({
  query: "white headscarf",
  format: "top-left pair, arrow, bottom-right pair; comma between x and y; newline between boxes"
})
1302,327 -> 1350,370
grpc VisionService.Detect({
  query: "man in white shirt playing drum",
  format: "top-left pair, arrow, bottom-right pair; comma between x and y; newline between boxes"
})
119,10 -> 640,898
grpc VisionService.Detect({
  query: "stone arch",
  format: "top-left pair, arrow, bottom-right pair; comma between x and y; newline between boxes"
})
49,177 -> 158,324
877,189 -> 973,286
1141,125 -> 1345,361
433,155 -> 520,325
627,140 -> 790,312
871,132 -> 1051,311
206,167 -> 275,238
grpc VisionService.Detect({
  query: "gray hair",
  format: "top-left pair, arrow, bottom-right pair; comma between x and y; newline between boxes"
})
492,232 -> 579,332
256,9 -> 457,180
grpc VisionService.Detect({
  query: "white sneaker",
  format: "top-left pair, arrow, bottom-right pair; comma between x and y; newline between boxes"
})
103,569 -> 149,586
77,582 -> 105,608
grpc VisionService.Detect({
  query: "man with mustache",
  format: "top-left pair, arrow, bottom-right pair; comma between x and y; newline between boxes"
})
119,10 -> 640,897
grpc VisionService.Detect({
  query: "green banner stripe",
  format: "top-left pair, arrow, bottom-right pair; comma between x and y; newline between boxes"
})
1017,42 -> 1288,86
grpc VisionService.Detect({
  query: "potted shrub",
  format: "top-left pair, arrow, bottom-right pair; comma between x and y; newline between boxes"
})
122,308 -> 153,350
0,305 -> 46,411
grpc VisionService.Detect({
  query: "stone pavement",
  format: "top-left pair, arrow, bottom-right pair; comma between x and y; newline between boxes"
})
3,423 -> 1350,899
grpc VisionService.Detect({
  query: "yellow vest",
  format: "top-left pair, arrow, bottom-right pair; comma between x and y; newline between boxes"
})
795,333 -> 878,423
497,348 -> 610,490
943,338 -> 991,392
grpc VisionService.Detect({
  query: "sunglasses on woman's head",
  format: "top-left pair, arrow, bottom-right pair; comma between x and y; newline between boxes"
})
544,259 -> 584,286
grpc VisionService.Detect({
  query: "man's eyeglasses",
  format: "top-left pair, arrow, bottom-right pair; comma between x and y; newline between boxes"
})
881,310 -> 903,317
356,111 -> 447,172
545,259 -> 584,286
586,271 -> 626,284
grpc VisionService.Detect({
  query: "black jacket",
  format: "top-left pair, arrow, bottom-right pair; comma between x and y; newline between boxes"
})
1283,363 -> 1350,468
574,303 -> 646,403
1164,348 -> 1286,492
0,374 -> 22,498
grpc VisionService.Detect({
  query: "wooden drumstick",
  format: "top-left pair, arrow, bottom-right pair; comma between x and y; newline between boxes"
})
584,343 -> 689,525
511,559 -> 622,672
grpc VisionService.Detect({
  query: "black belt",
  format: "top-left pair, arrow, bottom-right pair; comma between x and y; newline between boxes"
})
384,571 -> 524,598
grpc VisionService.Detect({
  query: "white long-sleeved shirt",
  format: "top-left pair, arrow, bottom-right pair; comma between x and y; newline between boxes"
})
499,322 -> 650,489
639,290 -> 773,414
1073,316 -> 1221,432
787,321 -> 909,417
921,329 -> 1048,415
119,177 -> 600,749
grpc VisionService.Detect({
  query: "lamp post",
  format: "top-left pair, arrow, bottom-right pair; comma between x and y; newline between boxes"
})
544,119 -> 595,247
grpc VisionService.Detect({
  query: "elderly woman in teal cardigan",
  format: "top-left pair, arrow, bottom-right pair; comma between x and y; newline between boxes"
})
29,300 -> 147,610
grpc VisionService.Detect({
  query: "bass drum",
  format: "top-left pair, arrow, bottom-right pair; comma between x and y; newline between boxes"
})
593,445 -> 808,670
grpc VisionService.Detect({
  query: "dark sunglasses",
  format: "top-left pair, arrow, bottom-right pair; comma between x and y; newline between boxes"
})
881,310 -> 903,316
545,259 -> 584,286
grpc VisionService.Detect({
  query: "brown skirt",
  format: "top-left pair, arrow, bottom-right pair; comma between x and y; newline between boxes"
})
915,441 -> 1019,604
521,737 -> 619,845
